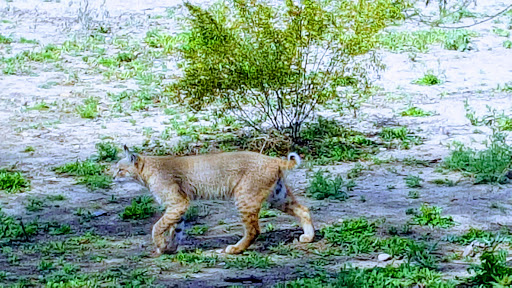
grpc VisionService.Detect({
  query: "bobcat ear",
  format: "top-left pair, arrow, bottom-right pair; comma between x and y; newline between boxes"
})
123,144 -> 131,157
130,153 -> 140,164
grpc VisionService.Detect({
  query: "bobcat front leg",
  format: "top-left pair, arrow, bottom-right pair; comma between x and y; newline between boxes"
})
225,189 -> 263,254
151,184 -> 189,256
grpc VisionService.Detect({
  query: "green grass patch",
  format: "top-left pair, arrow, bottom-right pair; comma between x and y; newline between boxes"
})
379,127 -> 422,149
277,262 -> 452,287
224,251 -> 273,269
0,34 -> 13,44
0,207 -> 39,242
410,204 -> 455,228
413,71 -> 443,86
186,224 -> 208,236
504,40 -> 512,49
443,132 -> 512,184
400,107 -> 434,117
54,160 -> 111,190
446,228 -> 511,245
443,29 -> 473,51
54,160 -> 105,176
0,168 -> 30,193
76,97 -> 99,119
405,175 -> 422,188
466,249 -> 512,286
377,29 -> 447,53
93,141 -> 120,162
306,170 -> 354,200
120,195 -> 156,220
170,249 -> 219,267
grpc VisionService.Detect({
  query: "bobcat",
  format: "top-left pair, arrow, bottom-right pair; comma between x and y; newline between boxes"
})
112,145 -> 315,255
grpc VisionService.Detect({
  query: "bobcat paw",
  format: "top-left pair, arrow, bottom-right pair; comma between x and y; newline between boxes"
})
224,245 -> 241,254
299,234 -> 314,243
151,248 -> 163,258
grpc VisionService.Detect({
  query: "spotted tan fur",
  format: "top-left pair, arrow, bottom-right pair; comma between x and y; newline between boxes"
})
112,145 -> 315,255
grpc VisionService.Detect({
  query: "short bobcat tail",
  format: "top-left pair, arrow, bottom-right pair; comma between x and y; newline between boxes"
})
280,152 -> 301,170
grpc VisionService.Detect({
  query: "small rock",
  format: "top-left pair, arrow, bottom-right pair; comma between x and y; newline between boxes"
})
378,253 -> 392,261
92,210 -> 107,217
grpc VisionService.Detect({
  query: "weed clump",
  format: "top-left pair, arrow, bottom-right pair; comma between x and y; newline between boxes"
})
0,207 -> 39,242
0,169 -> 30,193
94,141 -> 120,162
444,132 -> 512,184
120,195 -> 156,220
410,204 -> 455,228
413,71 -> 443,86
54,160 -> 112,190
400,107 -> 434,117
76,97 -> 99,119
224,251 -> 273,269
467,249 -> 512,287
306,170 -> 354,200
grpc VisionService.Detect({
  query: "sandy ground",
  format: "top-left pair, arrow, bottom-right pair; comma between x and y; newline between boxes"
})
1,0 -> 512,286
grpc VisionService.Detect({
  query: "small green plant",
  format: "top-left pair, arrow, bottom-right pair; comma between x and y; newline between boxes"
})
408,190 -> 420,199
467,249 -> 512,286
49,224 -> 72,235
493,28 -> 510,37
120,195 -> 156,220
405,175 -> 422,188
0,207 -> 39,242
171,249 -> 218,267
413,71 -> 443,86
23,146 -> 35,152
504,40 -> 512,49
224,251 -> 273,269
186,224 -> 208,236
26,101 -> 50,111
77,175 -> 112,190
443,29 -> 473,51
431,178 -> 456,186
25,197 -> 45,212
76,97 -> 99,119
306,170 -> 354,200
411,204 -> 455,228
0,34 -> 13,44
94,141 -> 119,162
0,169 -> 30,193
400,107 -> 434,117
259,205 -> 278,219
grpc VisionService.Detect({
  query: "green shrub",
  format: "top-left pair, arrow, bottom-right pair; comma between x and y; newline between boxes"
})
120,196 -> 156,220
0,169 -> 30,193
169,0 -> 410,141
306,170 -> 354,200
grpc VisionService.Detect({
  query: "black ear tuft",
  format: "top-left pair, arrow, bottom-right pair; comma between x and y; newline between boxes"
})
130,153 -> 139,164
123,144 -> 130,153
